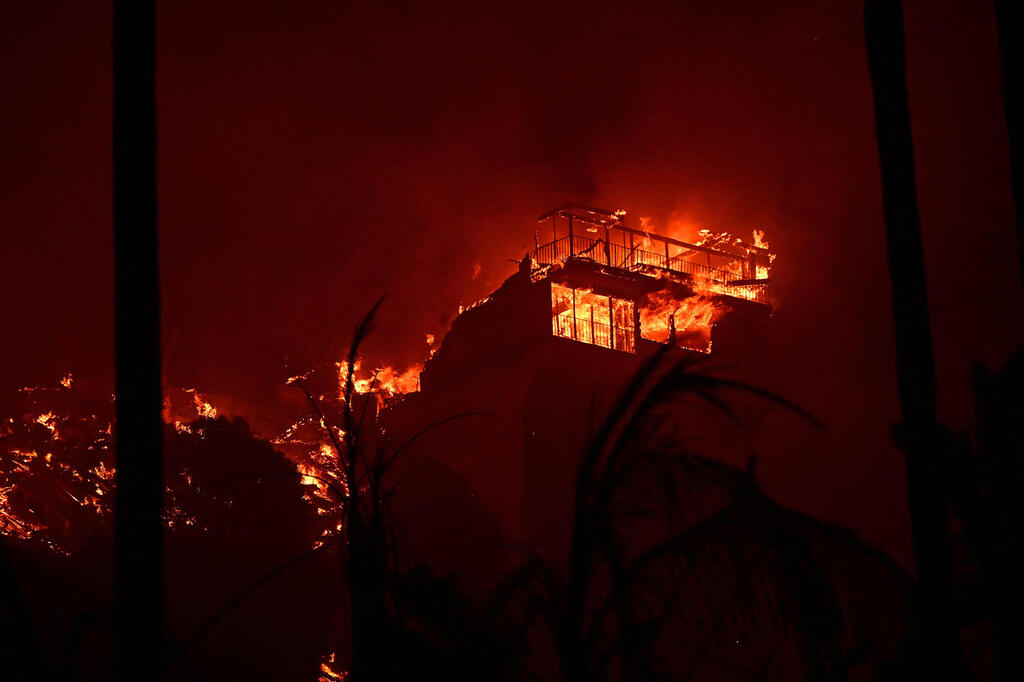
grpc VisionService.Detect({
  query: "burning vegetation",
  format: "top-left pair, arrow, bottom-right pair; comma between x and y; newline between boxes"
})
1,374 -> 115,551
1,349 -> 422,556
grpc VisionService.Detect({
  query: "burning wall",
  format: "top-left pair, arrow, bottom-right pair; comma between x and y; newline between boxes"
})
638,291 -> 729,353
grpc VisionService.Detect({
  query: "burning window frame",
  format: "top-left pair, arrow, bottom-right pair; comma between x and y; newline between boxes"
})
550,282 -> 636,353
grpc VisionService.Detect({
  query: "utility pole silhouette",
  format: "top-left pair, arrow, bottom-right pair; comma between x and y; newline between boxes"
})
113,0 -> 163,679
863,0 -> 964,677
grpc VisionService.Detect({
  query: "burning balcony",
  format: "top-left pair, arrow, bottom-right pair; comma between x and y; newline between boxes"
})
534,205 -> 774,354
534,205 -> 772,306
551,283 -> 636,352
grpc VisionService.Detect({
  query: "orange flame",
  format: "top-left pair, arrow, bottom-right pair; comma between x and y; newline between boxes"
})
189,390 -> 219,418
35,411 -> 59,437
319,653 -> 347,681
639,292 -> 726,353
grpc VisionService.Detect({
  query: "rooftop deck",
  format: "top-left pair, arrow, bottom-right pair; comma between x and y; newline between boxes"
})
534,205 -> 772,306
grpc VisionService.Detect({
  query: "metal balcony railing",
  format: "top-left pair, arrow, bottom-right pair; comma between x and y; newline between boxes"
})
536,235 -> 770,306
554,313 -> 636,353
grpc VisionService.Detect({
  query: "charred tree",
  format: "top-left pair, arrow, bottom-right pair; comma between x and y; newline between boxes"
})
863,0 -> 964,677
113,0 -> 163,678
993,0 -> 1024,295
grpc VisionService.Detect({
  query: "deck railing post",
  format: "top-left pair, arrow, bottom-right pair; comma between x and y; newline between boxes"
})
608,296 -> 615,350
571,287 -> 578,341
590,306 -> 596,346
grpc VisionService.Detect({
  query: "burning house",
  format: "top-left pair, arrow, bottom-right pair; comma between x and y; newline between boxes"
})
423,204 -> 772,386
377,209 -> 914,681
386,205 -> 777,570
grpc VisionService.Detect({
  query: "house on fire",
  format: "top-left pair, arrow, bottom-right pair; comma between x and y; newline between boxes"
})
386,205 -> 776,567
381,208 -> 914,680
420,204 -> 774,392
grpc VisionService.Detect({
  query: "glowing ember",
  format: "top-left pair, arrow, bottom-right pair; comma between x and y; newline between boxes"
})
92,460 -> 116,480
35,412 -> 59,439
319,653 -> 347,681
189,389 -> 219,418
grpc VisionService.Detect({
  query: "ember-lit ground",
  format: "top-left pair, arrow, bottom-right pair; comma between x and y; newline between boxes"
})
2,1 -> 1023,680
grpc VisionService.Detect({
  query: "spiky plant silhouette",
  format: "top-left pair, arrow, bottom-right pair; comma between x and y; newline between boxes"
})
293,299 -> 523,681
485,348 -> 906,682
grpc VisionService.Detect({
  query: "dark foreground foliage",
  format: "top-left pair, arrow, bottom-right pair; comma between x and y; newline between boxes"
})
3,339 -> 1021,681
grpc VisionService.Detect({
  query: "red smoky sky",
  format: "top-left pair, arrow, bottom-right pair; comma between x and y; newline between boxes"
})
2,0 -> 1022,567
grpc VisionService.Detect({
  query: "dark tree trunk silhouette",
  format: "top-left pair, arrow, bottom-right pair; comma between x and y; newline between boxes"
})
863,0 -> 963,677
113,0 -> 163,678
993,0 -> 1024,295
